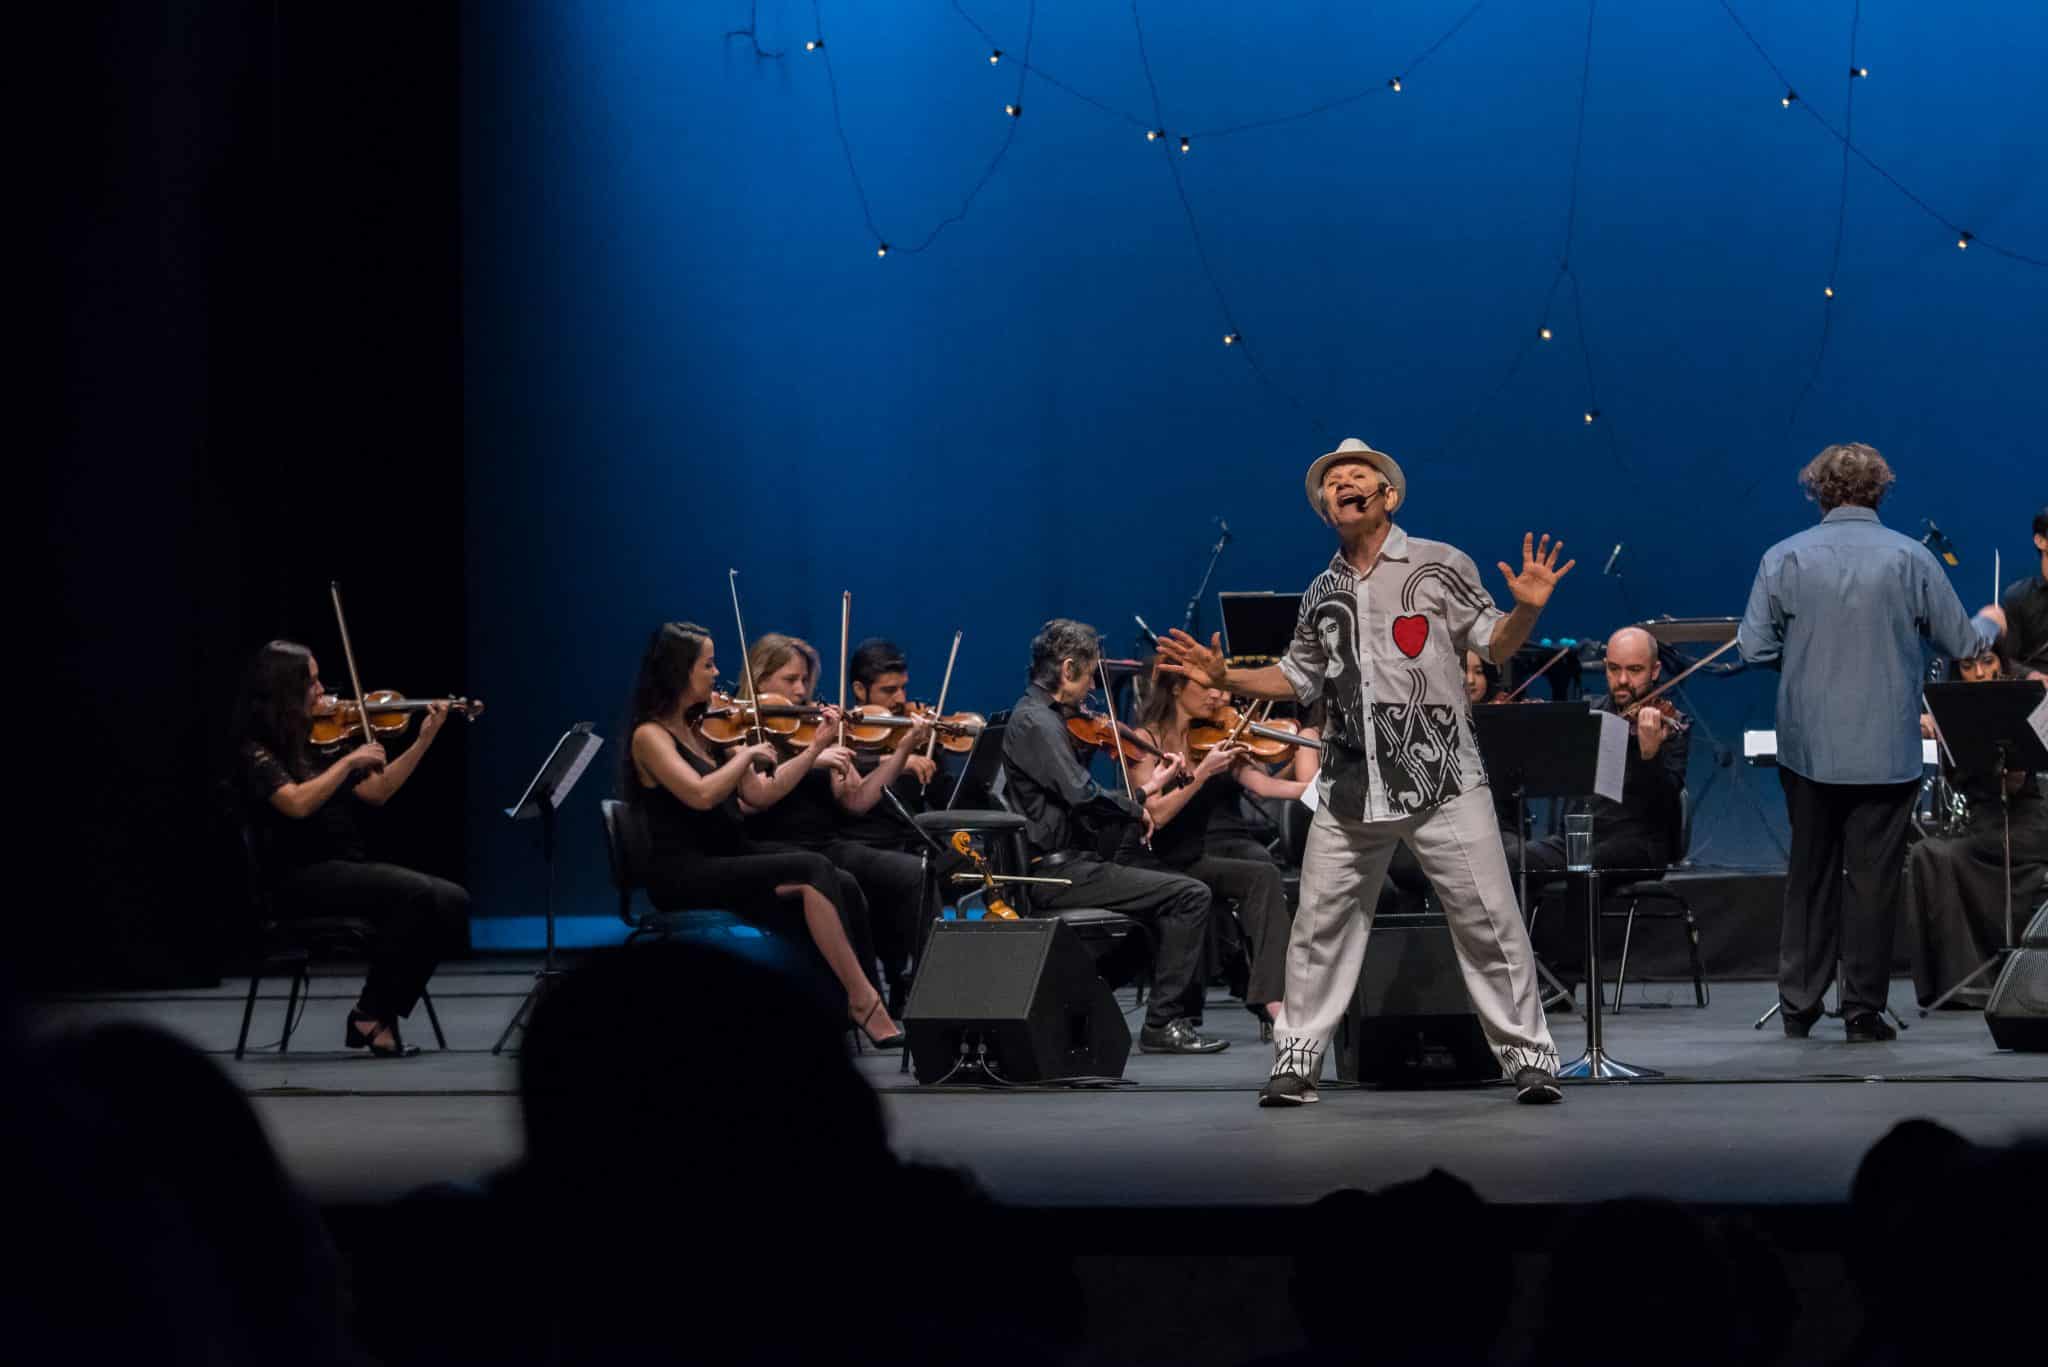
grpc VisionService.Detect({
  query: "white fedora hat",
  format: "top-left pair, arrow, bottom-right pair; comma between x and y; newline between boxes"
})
1304,438 -> 1406,521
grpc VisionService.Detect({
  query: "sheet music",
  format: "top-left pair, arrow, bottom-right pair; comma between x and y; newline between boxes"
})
553,735 -> 601,808
505,725 -> 602,819
1593,711 -> 1627,803
2029,691 -> 2048,755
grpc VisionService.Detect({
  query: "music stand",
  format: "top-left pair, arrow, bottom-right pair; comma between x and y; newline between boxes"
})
1470,703 -> 1651,1079
492,723 -> 604,1055
1918,680 -> 2048,1013
1218,591 -> 1301,664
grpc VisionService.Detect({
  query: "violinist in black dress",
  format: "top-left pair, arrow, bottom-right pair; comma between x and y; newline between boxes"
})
624,622 -> 904,1047
232,640 -> 468,1057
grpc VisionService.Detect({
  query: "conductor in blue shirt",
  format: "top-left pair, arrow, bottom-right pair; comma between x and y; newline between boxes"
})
1737,443 -> 2001,1041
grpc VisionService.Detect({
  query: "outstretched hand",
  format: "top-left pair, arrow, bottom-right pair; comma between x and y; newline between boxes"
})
1497,533 -> 1576,610
1157,629 -> 1229,688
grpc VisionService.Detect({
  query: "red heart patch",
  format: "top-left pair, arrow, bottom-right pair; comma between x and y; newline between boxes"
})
1391,614 -> 1430,658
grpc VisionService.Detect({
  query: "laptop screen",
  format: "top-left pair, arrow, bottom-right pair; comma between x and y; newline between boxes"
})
1218,592 -> 1302,661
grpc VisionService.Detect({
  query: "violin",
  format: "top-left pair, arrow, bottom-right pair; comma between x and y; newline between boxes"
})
1187,706 -> 1314,763
310,691 -> 484,752
842,703 -> 985,753
1619,695 -> 1691,734
1066,710 -> 1167,763
699,691 -> 826,746
949,831 -> 1020,920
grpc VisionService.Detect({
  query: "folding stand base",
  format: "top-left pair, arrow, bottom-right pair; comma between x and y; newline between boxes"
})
1558,1047 -> 1662,1080
492,967 -> 565,1055
1919,949 -> 2008,1017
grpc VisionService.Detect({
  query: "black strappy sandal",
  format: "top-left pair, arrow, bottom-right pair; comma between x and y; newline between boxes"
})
851,998 -> 906,1051
345,1010 -> 422,1058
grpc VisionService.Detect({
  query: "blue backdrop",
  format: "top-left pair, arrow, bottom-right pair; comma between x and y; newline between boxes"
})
461,1 -> 2043,937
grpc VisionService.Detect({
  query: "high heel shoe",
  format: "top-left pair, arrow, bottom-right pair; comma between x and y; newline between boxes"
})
851,998 -> 906,1051
345,1011 -> 421,1058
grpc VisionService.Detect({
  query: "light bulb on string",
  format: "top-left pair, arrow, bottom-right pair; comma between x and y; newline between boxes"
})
1781,89 -> 1797,108
1850,66 -> 1869,78
1180,136 -> 1191,153
1388,77 -> 1402,92
876,242 -> 889,258
1004,103 -> 1021,118
1823,284 -> 1835,298
1957,231 -> 1973,250
1539,326 -> 1553,341
989,49 -> 1003,65
1223,332 -> 1240,346
1584,410 -> 1600,425
1146,129 -> 1163,142
805,38 -> 823,52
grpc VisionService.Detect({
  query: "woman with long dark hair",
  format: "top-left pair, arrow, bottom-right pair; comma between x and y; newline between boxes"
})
230,640 -> 467,1057
622,622 -> 903,1047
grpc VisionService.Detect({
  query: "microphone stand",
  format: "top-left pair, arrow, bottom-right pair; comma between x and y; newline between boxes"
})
1182,521 -> 1233,640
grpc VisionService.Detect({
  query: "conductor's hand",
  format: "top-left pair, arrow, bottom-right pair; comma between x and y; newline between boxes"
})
1158,629 -> 1229,689
345,743 -> 389,774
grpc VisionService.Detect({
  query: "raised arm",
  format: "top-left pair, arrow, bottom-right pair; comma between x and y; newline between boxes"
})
1488,534 -> 1575,665
1156,630 -> 1298,701
834,720 -> 936,816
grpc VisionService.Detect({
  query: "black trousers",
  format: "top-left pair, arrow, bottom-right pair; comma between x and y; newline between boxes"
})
820,839 -> 928,995
1032,855 -> 1211,1030
273,860 -> 468,1021
644,844 -> 880,996
1778,769 -> 1918,1018
1905,804 -> 2048,1006
1178,837 -> 1291,1008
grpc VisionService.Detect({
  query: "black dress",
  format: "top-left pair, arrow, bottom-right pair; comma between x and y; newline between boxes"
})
633,735 -> 871,978
1905,768 -> 2048,1007
239,741 -> 467,1022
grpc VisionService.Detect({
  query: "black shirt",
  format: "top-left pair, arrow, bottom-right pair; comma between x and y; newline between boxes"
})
2001,574 -> 2048,676
1148,766 -> 1239,867
743,766 -> 843,849
836,750 -> 933,849
1002,684 -> 1144,859
241,741 -> 366,874
1573,694 -> 1690,859
634,735 -> 747,861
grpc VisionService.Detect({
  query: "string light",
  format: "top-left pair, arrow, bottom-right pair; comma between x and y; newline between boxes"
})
1957,230 -> 1972,250
1584,409 -> 1600,424
1179,135 -> 1191,153
1145,128 -> 1163,141
990,49 -> 1003,64
876,242 -> 889,258
1005,103 -> 1021,117
1539,326 -> 1553,340
1823,284 -> 1834,298
1850,65 -> 1869,78
1388,77 -> 1402,92
805,38 -> 823,52
1781,88 -> 1797,108
1223,331 -> 1240,346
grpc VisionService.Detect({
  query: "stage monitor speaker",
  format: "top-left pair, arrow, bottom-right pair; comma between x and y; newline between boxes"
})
1335,914 -> 1495,1085
903,919 -> 1131,1084
1984,925 -> 2048,1053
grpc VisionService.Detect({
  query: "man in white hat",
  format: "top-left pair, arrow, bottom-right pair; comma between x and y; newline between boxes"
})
1159,437 -> 1573,1105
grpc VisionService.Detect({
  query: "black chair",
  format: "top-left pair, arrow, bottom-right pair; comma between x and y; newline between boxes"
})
225,785 -> 446,1060
1603,791 -> 1709,1011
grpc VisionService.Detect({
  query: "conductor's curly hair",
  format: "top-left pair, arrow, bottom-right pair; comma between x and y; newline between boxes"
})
1798,442 -> 1895,512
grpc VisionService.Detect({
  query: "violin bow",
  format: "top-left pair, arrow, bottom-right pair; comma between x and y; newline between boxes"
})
1096,657 -> 1140,805
327,581 -> 377,749
1503,644 -> 1573,702
922,629 -> 963,787
727,569 -> 768,749
837,590 -> 851,748
1624,636 -> 1741,716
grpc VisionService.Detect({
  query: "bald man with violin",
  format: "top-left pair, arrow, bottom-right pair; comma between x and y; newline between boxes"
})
1501,626 -> 1691,879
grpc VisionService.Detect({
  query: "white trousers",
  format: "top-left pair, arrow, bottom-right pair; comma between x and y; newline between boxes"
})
1273,786 -> 1561,1080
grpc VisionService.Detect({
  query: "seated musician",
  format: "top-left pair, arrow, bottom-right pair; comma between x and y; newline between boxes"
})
624,622 -> 904,1047
829,636 -> 959,1012
1502,626 -> 1690,876
738,633 -> 934,1011
231,640 -> 468,1058
1128,665 -> 1313,1035
1906,648 -> 2048,1008
1001,619 -> 1229,1055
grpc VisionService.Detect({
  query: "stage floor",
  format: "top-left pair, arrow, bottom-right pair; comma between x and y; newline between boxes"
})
32,966 -> 2045,1207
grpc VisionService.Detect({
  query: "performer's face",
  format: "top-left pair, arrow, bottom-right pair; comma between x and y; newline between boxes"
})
303,656 -> 324,715
688,644 -> 719,705
855,670 -> 909,711
1603,635 -> 1659,706
1320,461 -> 1393,530
1463,650 -> 1489,703
1958,652 -> 2001,683
761,656 -> 811,702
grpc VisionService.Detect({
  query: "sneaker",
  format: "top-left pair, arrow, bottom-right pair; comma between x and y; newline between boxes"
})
1258,1072 -> 1319,1106
1514,1066 -> 1564,1104
1843,1011 -> 1898,1042
1137,1019 -> 1230,1055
